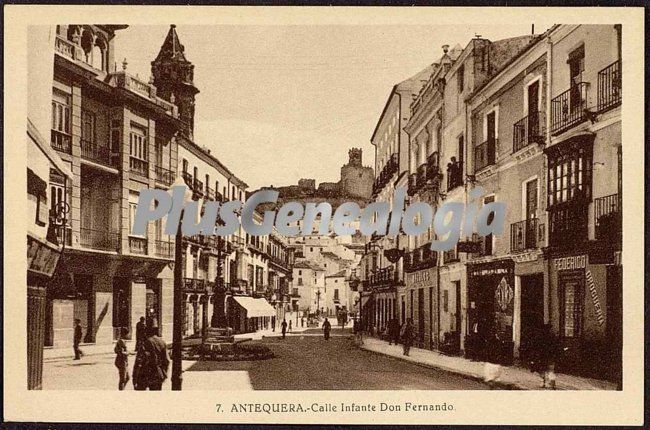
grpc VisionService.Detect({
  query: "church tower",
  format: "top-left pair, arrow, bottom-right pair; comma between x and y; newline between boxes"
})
151,25 -> 199,139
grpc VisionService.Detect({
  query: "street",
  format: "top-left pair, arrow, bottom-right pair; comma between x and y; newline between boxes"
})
43,330 -> 486,390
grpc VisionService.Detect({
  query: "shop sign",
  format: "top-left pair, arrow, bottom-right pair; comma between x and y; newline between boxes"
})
554,255 -> 586,271
407,268 -> 435,289
27,235 -> 61,277
586,270 -> 605,326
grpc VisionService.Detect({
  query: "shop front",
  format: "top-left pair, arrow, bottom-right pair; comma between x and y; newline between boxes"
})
404,267 -> 438,350
547,251 -> 622,382
465,259 -> 515,364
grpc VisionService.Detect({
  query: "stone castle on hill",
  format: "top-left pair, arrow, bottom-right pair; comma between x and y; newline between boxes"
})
252,148 -> 374,210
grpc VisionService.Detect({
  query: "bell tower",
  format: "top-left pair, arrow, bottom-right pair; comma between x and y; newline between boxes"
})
151,24 -> 199,139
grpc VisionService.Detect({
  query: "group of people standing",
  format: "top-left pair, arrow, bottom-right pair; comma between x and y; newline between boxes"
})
111,317 -> 170,391
352,317 -> 415,356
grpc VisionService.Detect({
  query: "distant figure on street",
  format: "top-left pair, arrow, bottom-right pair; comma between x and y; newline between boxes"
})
536,324 -> 559,390
289,320 -> 292,332
322,318 -> 332,340
133,325 -> 169,391
281,319 -> 288,339
388,318 -> 400,346
114,327 -> 130,390
135,317 -> 146,351
271,316 -> 276,332
353,318 -> 363,345
301,317 -> 304,327
400,318 -> 414,356
73,319 -> 84,360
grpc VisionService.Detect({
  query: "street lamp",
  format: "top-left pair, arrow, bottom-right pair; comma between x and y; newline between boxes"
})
171,178 -> 193,391
315,288 -> 322,317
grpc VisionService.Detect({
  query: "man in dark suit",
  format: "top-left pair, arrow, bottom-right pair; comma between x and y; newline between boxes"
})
135,316 -> 146,351
73,318 -> 84,360
133,325 -> 169,390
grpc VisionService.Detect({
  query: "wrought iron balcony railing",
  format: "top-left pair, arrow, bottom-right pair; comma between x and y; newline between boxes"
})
548,201 -> 588,249
51,130 -> 71,154
595,193 -> 621,244
474,138 -> 497,172
154,240 -> 174,258
446,161 -> 463,191
129,157 -> 148,177
154,166 -> 175,187
597,60 -> 621,113
510,218 -> 539,252
513,112 -> 545,153
81,139 -> 118,168
80,228 -> 120,252
128,236 -> 147,255
550,82 -> 588,135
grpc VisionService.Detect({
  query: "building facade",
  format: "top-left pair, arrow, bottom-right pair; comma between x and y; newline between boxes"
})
48,24 -> 182,346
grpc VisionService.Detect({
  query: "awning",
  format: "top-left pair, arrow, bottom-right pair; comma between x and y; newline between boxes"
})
232,296 -> 276,318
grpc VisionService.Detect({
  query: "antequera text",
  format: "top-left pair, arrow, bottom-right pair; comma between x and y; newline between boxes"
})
131,186 -> 505,252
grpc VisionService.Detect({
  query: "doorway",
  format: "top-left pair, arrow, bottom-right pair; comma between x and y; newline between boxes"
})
112,277 -> 131,340
519,274 -> 544,361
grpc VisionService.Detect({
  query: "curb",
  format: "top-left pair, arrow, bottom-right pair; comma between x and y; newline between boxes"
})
356,341 -> 523,390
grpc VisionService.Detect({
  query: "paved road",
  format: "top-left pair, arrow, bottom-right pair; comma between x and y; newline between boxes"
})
43,332 -> 486,390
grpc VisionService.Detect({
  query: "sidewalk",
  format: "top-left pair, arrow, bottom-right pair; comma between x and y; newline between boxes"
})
44,341 -> 135,362
233,325 -> 310,341
359,337 -> 617,390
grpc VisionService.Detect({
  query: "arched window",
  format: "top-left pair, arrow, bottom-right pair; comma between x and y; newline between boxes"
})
80,28 -> 94,65
92,37 -> 106,71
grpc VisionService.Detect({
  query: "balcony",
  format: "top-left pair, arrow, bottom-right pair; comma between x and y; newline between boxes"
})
205,186 -> 215,200
183,278 -> 207,293
54,36 -> 76,60
128,236 -> 147,255
407,173 -> 418,196
154,166 -> 175,187
51,130 -> 71,154
548,201 -> 588,249
595,193 -> 621,244
404,245 -> 437,272
129,157 -> 148,178
80,228 -> 120,252
373,153 -> 399,196
154,240 -> 174,258
192,178 -> 204,197
446,160 -> 463,192
474,138 -> 497,172
550,82 -> 588,135
368,266 -> 397,288
513,112 -> 545,153
416,163 -> 428,188
426,152 -> 441,181
81,139 -> 118,168
597,60 -> 621,113
182,172 -> 193,187
510,218 -> 539,252
53,224 -> 72,247
442,247 -> 459,264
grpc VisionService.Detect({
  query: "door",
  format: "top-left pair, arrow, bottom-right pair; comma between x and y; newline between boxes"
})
606,266 -> 622,386
454,281 -> 462,350
112,278 -> 131,340
483,196 -> 495,255
525,179 -> 538,248
527,81 -> 540,138
519,274 -> 544,360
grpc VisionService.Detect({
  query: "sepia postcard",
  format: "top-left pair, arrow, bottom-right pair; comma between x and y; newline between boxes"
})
3,4 -> 645,426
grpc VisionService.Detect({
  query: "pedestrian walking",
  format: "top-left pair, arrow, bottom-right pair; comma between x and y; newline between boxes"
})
73,318 -> 84,360
400,318 -> 414,356
133,325 -> 169,391
537,324 -> 559,389
322,318 -> 332,340
388,318 -> 399,346
353,318 -> 363,345
114,327 -> 130,390
271,316 -> 276,332
301,317 -> 304,328
135,316 -> 146,351
281,319 -> 288,339
289,320 -> 292,332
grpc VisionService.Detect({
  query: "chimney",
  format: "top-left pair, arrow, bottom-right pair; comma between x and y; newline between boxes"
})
442,44 -> 449,54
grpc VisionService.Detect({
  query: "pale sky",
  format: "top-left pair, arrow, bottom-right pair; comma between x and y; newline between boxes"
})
114,23 -> 556,189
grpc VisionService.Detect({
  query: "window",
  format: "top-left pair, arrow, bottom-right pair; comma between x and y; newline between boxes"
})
443,290 -> 449,312
298,278 -> 303,286
129,125 -> 148,176
457,65 -> 465,93
51,90 -> 71,151
483,195 -> 495,255
129,193 -> 144,237
547,145 -> 592,207
182,159 -> 188,173
458,134 -> 464,166
568,45 -> 585,87
256,266 -> 264,289
110,119 -> 121,155
81,110 -> 95,143
334,289 -> 339,300
560,273 -> 584,338
298,270 -> 302,276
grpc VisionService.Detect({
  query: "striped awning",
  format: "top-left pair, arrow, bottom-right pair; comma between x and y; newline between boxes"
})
232,296 -> 275,318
